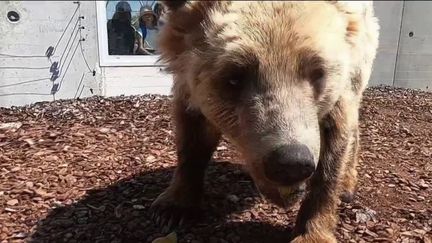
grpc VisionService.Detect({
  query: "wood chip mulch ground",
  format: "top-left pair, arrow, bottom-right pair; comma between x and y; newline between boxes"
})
0,86 -> 431,243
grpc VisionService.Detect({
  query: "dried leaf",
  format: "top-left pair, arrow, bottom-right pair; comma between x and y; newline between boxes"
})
354,208 -> 377,223
132,205 -> 145,210
0,122 -> 22,130
24,138 -> 35,146
33,188 -> 54,199
6,199 -> 18,206
99,128 -> 110,133
146,155 -> 156,163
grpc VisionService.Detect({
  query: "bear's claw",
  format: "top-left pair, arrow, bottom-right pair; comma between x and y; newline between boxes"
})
150,190 -> 201,233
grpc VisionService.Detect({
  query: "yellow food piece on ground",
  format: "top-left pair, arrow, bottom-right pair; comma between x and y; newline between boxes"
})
278,186 -> 294,198
152,232 -> 177,243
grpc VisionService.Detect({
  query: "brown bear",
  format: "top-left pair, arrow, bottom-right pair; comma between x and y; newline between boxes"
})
151,1 -> 380,242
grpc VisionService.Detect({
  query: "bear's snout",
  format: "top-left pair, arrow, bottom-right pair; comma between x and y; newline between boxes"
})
263,143 -> 316,186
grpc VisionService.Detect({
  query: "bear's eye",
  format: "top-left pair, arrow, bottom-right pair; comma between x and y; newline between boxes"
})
228,79 -> 240,86
225,66 -> 247,89
308,67 -> 326,95
310,68 -> 325,83
227,75 -> 244,88
298,50 -> 326,89
215,64 -> 252,101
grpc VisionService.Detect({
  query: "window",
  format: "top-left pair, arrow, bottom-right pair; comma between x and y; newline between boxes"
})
96,0 -> 166,66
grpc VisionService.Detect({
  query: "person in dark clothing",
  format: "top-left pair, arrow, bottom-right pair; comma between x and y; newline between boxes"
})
107,1 -> 136,55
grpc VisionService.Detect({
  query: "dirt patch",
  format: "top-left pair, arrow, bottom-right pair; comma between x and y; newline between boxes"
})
0,86 -> 431,243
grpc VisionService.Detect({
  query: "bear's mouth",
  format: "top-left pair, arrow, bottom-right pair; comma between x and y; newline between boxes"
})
253,179 -> 307,208
277,183 -> 307,208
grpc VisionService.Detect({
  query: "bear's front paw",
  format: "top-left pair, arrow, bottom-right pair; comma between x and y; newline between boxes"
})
150,186 -> 202,233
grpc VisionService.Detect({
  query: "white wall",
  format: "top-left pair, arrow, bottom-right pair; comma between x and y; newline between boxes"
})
0,1 -> 100,107
1,1 -> 432,108
394,1 -> 432,90
369,1 -> 404,87
101,66 -> 172,97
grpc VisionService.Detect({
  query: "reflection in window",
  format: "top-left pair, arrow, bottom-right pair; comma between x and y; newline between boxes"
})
106,0 -> 166,56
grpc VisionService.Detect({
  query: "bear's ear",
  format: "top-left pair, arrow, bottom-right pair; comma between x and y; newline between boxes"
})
330,1 -> 374,39
330,1 -> 371,14
157,1 -> 212,70
160,0 -> 187,11
159,1 -> 219,35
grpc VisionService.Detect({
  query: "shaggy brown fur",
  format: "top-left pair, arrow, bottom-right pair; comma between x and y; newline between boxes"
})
151,1 -> 379,242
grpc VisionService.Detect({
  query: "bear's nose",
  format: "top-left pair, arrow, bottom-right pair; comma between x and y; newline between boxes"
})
263,144 -> 315,185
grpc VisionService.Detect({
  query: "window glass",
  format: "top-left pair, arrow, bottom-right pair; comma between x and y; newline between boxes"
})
105,0 -> 166,56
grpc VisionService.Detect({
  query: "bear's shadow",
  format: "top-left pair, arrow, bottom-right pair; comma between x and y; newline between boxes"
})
30,161 -> 293,243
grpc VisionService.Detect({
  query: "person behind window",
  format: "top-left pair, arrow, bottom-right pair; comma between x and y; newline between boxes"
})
153,3 -> 166,27
135,6 -> 159,55
107,1 -> 136,55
